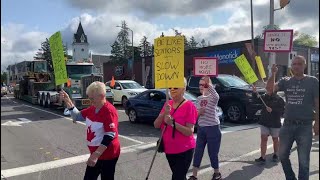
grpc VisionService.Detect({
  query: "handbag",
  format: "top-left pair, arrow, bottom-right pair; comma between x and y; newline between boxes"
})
156,99 -> 185,153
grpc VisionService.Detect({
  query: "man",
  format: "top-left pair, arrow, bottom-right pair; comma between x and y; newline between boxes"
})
266,55 -> 319,180
253,85 -> 285,164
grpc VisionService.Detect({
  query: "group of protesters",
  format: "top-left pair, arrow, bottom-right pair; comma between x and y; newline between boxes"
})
59,55 -> 318,180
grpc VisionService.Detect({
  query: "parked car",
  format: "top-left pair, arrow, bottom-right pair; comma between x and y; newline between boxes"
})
124,89 -> 224,125
186,74 -> 266,123
105,85 -> 114,105
105,80 -> 147,106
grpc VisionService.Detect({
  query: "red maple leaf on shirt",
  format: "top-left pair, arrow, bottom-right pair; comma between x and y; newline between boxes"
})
87,125 -> 96,142
200,100 -> 208,107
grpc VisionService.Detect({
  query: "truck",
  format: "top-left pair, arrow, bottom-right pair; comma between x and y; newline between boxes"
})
13,60 -> 112,111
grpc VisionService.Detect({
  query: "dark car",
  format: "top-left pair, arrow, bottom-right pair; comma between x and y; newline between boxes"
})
125,89 -> 224,124
186,74 -> 266,123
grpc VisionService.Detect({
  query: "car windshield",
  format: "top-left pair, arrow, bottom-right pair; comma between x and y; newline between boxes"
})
66,65 -> 93,75
121,82 -> 143,89
183,92 -> 197,101
166,91 -> 197,101
217,75 -> 249,87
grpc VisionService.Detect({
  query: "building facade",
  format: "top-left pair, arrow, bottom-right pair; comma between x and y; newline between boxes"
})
102,39 -> 319,87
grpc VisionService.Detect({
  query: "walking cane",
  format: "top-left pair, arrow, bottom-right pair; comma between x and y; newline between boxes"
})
145,125 -> 167,180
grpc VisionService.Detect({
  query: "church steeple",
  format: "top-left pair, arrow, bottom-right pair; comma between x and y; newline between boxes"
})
73,21 -> 88,44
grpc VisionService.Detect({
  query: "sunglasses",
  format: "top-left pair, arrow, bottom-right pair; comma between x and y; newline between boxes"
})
168,88 -> 178,90
199,84 -> 205,87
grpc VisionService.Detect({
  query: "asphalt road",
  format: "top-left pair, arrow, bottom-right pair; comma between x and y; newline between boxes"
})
1,94 -> 319,180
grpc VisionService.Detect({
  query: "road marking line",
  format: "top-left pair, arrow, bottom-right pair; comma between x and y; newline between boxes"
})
6,100 -> 144,145
17,118 -> 32,123
188,140 -> 318,177
0,142 -> 156,178
221,124 -> 259,134
187,144 -> 274,176
1,124 -> 263,178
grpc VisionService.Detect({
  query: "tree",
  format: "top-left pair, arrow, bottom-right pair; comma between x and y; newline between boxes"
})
207,41 -> 211,47
110,21 -> 132,64
110,41 -> 123,62
189,36 -> 198,49
255,25 -> 281,39
293,31 -> 318,47
139,36 -> 152,57
1,71 -> 7,84
200,39 -> 206,48
34,39 -> 69,73
183,35 -> 191,50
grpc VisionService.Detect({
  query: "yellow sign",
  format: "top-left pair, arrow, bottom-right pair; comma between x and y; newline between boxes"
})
49,31 -> 68,85
255,56 -> 266,79
235,54 -> 258,84
154,36 -> 184,88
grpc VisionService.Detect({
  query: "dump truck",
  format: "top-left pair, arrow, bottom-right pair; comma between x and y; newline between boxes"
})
13,60 -> 107,110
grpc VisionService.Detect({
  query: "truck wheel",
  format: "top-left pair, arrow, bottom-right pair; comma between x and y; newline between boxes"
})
225,102 -> 245,123
45,93 -> 51,108
37,92 -> 42,105
41,93 -> 46,107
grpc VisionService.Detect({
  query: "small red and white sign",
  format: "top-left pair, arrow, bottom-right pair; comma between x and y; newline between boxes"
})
263,29 -> 293,52
193,57 -> 218,77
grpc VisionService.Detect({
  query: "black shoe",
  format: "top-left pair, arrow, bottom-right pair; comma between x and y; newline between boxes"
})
187,175 -> 198,180
255,157 -> 266,163
272,154 -> 278,162
212,172 -> 222,180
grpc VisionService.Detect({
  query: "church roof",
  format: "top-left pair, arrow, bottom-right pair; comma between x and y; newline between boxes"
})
73,22 -> 88,44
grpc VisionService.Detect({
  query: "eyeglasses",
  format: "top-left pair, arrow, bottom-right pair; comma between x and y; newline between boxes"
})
168,88 -> 178,90
199,84 -> 205,87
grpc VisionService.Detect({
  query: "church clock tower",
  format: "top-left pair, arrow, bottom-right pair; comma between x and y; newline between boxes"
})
72,21 -> 89,62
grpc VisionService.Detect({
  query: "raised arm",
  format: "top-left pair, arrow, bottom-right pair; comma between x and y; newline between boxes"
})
59,90 -> 85,122
266,64 -> 280,93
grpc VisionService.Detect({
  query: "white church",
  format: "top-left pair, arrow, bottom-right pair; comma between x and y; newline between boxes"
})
72,21 -> 89,62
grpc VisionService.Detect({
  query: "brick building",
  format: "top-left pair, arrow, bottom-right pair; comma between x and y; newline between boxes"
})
103,39 -> 319,88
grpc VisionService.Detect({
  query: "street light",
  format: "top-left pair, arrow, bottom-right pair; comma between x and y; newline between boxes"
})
116,25 -> 134,78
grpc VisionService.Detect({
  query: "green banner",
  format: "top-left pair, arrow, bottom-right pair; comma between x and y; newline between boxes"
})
49,31 -> 67,85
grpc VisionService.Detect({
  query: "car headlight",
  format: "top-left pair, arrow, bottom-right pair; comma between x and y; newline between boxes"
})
245,92 -> 253,97
216,107 -> 223,116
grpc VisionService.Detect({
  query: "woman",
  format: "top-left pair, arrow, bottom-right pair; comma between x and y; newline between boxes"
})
154,78 -> 198,180
60,81 -> 120,180
188,76 -> 222,180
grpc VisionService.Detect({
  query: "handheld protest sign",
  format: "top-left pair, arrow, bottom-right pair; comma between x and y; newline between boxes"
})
234,54 -> 258,84
255,56 -> 266,81
193,57 -> 218,77
49,31 -> 68,86
154,36 -> 185,89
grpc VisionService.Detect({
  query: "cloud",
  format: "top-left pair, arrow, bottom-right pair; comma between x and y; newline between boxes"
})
64,0 -> 241,17
1,24 -> 49,71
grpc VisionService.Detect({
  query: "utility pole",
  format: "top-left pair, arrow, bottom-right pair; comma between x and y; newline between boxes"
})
250,0 -> 255,71
268,0 -> 276,78
268,0 -> 290,77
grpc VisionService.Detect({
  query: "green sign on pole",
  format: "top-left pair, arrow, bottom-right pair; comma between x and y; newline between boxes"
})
49,31 -> 67,85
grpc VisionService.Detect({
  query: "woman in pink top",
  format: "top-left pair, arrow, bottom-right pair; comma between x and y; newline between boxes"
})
154,78 -> 198,180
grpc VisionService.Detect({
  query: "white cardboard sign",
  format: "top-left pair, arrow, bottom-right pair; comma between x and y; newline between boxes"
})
193,57 -> 218,77
264,30 -> 293,52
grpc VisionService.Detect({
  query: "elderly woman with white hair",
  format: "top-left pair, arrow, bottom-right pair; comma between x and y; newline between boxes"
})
60,81 -> 120,180
154,78 -> 198,180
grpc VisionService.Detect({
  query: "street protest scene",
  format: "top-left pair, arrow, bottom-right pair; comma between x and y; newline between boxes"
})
1,0 -> 319,180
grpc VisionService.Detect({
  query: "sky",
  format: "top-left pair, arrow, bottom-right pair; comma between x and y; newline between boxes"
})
1,0 -> 319,71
